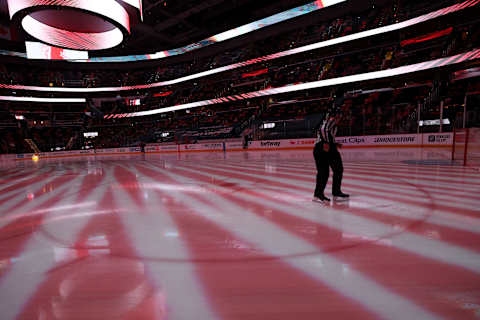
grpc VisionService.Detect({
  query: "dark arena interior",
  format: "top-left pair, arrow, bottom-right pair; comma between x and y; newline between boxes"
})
0,1 -> 480,319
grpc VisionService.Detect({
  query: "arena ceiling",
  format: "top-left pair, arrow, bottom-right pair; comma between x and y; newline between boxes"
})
0,0 -> 333,58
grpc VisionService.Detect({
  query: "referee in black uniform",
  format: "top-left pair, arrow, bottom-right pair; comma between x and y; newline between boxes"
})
313,108 -> 349,202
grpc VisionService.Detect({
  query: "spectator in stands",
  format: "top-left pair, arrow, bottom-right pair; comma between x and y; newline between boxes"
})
243,134 -> 250,149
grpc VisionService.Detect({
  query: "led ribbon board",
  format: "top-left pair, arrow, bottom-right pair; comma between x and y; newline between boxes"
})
0,96 -> 86,103
103,48 -> 480,118
7,0 -> 137,50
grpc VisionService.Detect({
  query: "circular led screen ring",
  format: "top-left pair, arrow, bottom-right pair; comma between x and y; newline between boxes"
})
22,15 -> 125,51
8,0 -> 131,50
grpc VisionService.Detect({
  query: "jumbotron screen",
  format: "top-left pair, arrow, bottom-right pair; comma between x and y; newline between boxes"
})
26,42 -> 88,60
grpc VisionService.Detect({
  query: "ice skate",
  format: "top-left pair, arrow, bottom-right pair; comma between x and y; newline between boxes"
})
332,192 -> 349,201
313,195 -> 331,202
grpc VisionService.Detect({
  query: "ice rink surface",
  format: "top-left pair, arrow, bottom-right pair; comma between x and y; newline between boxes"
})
0,148 -> 479,319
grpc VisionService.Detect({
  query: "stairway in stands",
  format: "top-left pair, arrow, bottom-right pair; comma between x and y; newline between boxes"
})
24,139 -> 41,153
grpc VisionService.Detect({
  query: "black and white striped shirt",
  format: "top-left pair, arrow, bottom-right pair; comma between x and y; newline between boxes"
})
316,118 -> 337,144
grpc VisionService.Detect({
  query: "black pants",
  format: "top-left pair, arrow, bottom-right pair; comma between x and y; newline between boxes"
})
313,143 -> 344,197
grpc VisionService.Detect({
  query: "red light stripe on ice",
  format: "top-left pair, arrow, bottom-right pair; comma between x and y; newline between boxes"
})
133,163 -> 380,318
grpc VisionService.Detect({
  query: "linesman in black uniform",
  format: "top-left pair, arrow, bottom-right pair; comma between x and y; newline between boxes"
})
313,108 -> 349,202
